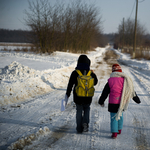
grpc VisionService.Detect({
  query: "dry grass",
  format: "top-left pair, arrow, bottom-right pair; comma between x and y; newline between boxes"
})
94,49 -> 120,79
122,47 -> 150,60
104,50 -> 119,65
0,43 -> 39,54
0,43 -> 33,47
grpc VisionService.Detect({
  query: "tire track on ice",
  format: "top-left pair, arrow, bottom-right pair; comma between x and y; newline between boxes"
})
0,90 -> 68,149
22,94 -> 77,150
123,65 -> 150,150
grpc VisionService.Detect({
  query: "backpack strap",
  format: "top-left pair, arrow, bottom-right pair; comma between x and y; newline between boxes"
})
76,70 -> 83,76
87,70 -> 92,76
76,70 -> 91,76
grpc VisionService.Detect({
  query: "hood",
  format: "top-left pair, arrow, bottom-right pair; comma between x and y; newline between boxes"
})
75,55 -> 91,70
77,55 -> 91,66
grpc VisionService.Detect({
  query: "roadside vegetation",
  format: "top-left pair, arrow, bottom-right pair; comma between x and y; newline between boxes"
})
23,0 -> 104,54
114,18 -> 150,59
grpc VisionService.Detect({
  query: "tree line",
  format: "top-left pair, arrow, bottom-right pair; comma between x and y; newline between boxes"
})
0,29 -> 33,43
114,18 -> 150,49
23,0 -> 104,53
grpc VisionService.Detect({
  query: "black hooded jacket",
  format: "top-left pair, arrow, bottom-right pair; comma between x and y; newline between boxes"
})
66,55 -> 98,105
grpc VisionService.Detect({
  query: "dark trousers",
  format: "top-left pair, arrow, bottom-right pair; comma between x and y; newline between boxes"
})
76,104 -> 90,132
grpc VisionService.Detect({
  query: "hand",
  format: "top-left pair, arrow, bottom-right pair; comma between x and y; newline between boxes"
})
91,70 -> 94,73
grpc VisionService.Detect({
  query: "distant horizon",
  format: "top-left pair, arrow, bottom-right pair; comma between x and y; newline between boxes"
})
0,28 -> 118,34
1,28 -> 150,35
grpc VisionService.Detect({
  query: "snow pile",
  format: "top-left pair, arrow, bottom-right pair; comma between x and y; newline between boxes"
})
41,66 -> 72,89
115,49 -> 150,70
8,126 -> 50,150
0,61 -> 76,106
0,61 -> 41,81
0,61 -> 52,106
0,47 -> 106,106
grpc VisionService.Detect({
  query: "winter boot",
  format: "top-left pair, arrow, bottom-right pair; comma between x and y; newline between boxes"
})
111,133 -> 117,139
118,130 -> 122,134
83,123 -> 88,132
77,130 -> 82,134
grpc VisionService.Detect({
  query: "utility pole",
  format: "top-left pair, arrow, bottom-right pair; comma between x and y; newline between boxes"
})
122,18 -> 124,52
133,0 -> 138,58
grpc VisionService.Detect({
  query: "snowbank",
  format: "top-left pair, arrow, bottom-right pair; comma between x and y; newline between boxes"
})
0,61 -> 52,106
0,47 -> 106,106
115,49 -> 150,71
1,46 -> 150,106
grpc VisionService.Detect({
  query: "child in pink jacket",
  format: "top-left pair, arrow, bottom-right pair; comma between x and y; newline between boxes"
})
98,64 -> 141,139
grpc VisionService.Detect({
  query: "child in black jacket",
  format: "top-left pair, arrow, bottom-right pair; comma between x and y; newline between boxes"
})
66,55 -> 98,133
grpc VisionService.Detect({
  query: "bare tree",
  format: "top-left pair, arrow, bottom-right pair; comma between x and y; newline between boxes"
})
117,18 -> 147,48
24,0 -> 103,53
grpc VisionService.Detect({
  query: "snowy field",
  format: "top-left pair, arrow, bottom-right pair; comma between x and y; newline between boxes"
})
0,45 -> 150,150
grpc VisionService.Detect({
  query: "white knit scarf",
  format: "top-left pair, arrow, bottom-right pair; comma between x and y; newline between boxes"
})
110,72 -> 136,121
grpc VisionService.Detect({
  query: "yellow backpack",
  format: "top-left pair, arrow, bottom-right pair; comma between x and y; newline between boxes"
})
75,70 -> 95,97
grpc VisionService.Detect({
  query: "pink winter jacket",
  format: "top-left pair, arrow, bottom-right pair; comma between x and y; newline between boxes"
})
108,77 -> 124,104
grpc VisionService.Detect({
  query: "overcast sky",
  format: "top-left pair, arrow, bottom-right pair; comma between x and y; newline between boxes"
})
0,0 -> 150,34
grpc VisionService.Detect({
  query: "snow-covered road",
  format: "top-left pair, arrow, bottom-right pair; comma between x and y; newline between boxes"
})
0,48 -> 150,150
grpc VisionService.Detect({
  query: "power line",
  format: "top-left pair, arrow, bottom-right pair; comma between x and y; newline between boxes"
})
129,0 -> 136,18
138,0 -> 145,3
129,0 -> 145,19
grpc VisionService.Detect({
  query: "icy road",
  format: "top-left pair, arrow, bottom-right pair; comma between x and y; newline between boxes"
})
0,48 -> 150,150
